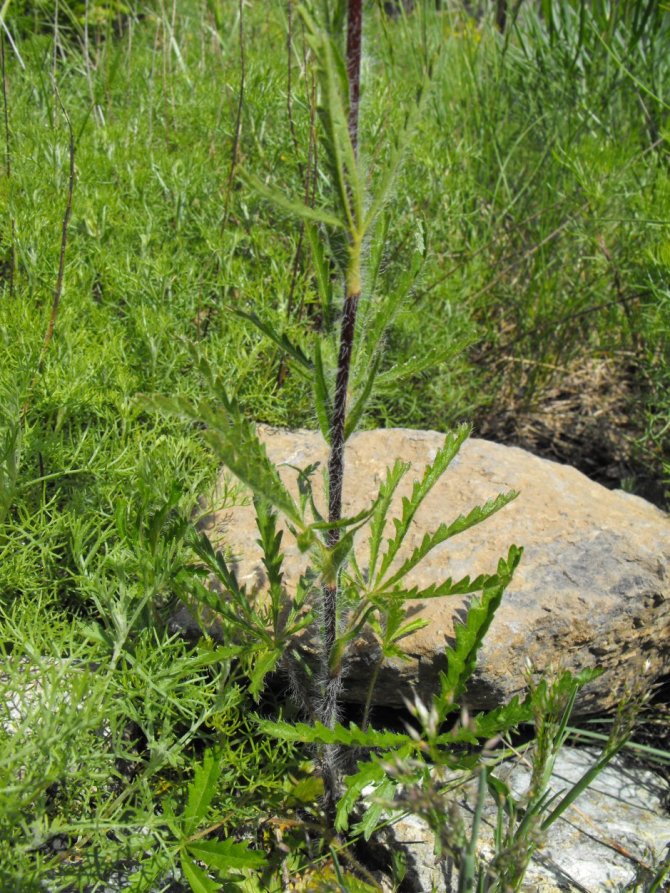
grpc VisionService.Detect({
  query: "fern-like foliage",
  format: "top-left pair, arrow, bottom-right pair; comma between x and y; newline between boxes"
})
142,392 -> 303,527
377,492 -> 518,592
256,718 -> 413,749
438,547 -> 523,709
373,425 -> 470,585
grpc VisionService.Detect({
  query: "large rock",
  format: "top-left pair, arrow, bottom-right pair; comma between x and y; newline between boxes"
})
197,426 -> 669,714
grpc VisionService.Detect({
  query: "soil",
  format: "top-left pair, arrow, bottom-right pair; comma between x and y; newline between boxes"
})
474,354 -> 669,511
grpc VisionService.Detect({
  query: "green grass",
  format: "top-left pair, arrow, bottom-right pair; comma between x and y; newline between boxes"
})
0,1 -> 668,889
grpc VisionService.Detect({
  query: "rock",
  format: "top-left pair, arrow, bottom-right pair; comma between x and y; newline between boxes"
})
197,426 -> 670,714
370,747 -> 670,892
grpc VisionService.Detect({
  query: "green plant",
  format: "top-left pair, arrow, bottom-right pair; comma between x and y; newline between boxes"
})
138,2 -> 531,885
1,0 -> 665,889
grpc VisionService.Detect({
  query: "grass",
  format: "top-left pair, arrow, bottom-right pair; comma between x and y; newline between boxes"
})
0,0 -> 668,889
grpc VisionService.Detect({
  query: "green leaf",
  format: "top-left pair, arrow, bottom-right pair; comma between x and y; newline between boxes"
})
183,749 -> 222,832
355,776 -> 396,841
365,459 -> 410,586
300,6 -> 363,230
186,839 -> 266,872
232,308 -> 313,374
249,649 -> 281,701
344,350 -> 382,439
312,340 -> 333,442
180,854 -> 219,893
375,425 -> 470,585
379,568 -> 504,602
374,335 -> 475,390
285,775 -> 324,806
191,532 -> 249,604
306,223 -> 335,323
254,497 -> 285,620
335,759 -> 387,832
365,211 -> 391,300
243,170 -> 344,229
143,394 -> 303,527
439,548 -> 522,706
363,66 -> 435,235
257,718 -> 412,749
308,499 -> 377,533
318,523 -> 357,586
469,695 -> 534,740
383,605 -> 428,649
356,248 -> 423,376
381,490 -> 518,590
124,853 -> 173,893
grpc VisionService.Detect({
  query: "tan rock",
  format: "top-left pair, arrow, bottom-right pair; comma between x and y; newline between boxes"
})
196,426 -> 669,714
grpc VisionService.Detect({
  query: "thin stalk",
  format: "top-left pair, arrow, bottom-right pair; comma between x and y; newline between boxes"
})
361,658 -> 382,731
1,30 -> 15,297
286,0 -> 300,160
318,0 -> 364,827
41,84 -> 75,359
279,1 -> 309,387
222,0 -> 245,229
345,0 -> 362,152
20,83 -> 74,420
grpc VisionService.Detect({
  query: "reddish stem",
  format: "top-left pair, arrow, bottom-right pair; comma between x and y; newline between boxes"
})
346,0 -> 362,153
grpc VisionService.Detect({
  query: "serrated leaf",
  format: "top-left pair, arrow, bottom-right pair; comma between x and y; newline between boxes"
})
355,776 -> 396,841
375,425 -> 470,585
380,569 -> 502,602
335,759 -> 387,832
143,394 -> 303,527
381,490 -> 518,590
363,67 -> 433,234
191,532 -> 248,603
124,852 -> 172,893
257,718 -> 412,749
185,646 -> 247,670
286,775 -> 324,806
254,497 -> 285,621
184,749 -> 222,831
365,459 -> 410,585
306,223 -> 335,323
470,694 -> 534,740
439,549 -> 522,706
180,853 -> 219,893
249,649 -> 281,701
186,839 -> 266,872
303,19 -> 362,231
375,336 -> 474,388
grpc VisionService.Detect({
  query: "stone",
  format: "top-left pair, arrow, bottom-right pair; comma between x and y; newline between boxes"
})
196,426 -> 670,715
368,747 -> 670,892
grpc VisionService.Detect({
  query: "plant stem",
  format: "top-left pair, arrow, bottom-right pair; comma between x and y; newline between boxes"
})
222,0 -> 244,229
317,0 -> 364,827
346,0 -> 362,152
362,658 -> 382,731
41,82 -> 74,358
326,287 -> 360,540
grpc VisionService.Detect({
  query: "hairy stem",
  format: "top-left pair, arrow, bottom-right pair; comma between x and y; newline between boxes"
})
317,0 -> 364,827
346,0 -> 362,153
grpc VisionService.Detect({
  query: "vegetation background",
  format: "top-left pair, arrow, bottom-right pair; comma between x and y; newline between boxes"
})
0,0 -> 668,890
